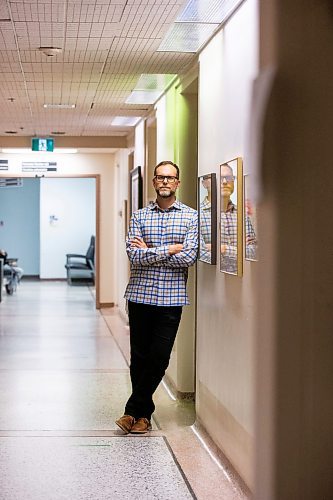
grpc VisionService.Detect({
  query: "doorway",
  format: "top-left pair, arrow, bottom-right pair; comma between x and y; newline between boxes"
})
0,174 -> 100,308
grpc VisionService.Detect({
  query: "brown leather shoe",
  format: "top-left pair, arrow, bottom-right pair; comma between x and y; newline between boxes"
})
115,414 -> 135,434
130,417 -> 152,434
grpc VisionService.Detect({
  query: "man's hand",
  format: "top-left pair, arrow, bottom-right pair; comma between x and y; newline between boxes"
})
168,244 -> 183,255
130,236 -> 148,249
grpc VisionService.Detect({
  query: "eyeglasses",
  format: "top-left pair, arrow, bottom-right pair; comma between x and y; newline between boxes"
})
154,175 -> 179,184
221,175 -> 235,183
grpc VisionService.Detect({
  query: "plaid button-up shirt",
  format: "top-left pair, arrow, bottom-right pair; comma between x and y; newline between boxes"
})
221,201 -> 257,273
199,197 -> 212,264
124,199 -> 198,306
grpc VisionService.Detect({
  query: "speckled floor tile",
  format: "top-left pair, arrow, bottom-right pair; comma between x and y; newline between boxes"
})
0,436 -> 194,500
0,281 -> 249,499
0,371 -> 131,431
0,315 -> 111,337
0,336 -> 127,370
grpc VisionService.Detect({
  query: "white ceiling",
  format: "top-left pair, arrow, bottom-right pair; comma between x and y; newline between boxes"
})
0,0 -> 197,138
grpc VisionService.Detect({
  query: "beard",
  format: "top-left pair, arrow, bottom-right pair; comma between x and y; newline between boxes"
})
156,187 -> 174,198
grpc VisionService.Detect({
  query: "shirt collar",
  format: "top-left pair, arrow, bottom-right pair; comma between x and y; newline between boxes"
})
149,199 -> 182,211
201,197 -> 211,209
226,200 -> 236,212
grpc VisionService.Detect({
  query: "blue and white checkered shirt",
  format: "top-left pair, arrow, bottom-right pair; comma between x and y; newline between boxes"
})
124,199 -> 198,306
221,201 -> 257,273
199,197 -> 212,263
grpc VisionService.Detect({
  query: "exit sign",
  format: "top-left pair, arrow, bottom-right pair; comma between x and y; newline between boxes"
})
31,138 -> 54,152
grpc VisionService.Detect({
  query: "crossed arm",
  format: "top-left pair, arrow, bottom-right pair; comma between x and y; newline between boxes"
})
131,236 -> 183,255
126,212 -> 198,268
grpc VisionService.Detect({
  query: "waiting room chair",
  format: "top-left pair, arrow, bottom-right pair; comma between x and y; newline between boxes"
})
0,250 -> 23,295
65,236 -> 95,285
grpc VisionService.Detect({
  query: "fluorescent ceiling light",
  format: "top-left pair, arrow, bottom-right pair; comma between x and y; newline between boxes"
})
54,148 -> 77,154
43,103 -> 76,109
135,74 -> 176,91
177,0 -> 243,24
158,22 -> 218,53
125,90 -> 163,105
2,148 -> 77,154
125,73 -> 177,105
2,148 -> 31,154
111,116 -> 141,127
158,0 -> 243,53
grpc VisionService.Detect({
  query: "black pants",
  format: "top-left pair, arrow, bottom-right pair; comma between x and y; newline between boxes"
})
125,301 -> 182,420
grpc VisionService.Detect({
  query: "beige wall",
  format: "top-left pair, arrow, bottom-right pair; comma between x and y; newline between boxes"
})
196,0 -> 258,488
115,148 -> 133,317
115,126 -> 146,318
1,151 -> 117,305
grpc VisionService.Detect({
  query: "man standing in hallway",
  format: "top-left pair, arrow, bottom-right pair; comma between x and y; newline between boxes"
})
116,160 -> 198,434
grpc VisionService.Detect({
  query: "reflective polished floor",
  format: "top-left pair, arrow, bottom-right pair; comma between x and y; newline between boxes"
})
0,281 -> 249,499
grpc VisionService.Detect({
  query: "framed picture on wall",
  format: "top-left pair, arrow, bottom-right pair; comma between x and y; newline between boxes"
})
198,173 -> 217,264
129,166 -> 143,216
244,175 -> 258,261
220,157 -> 243,276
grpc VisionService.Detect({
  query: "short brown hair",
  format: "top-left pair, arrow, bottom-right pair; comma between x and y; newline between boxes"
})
154,161 -> 179,179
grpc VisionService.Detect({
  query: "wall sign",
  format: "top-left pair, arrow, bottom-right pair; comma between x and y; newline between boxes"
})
22,162 -> 57,172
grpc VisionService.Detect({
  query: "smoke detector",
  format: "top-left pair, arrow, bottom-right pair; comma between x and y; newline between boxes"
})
38,47 -> 62,57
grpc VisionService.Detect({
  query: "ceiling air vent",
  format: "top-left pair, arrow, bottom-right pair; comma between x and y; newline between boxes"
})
38,47 -> 62,57
5,130 -> 17,134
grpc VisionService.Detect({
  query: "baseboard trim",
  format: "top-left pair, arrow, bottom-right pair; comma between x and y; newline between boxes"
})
163,373 -> 195,401
193,418 -> 251,496
99,302 -> 115,308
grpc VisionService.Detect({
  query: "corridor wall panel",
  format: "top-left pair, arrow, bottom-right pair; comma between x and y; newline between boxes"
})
196,0 -> 259,489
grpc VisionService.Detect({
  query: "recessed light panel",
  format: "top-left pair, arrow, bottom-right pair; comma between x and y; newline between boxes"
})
111,116 -> 141,127
157,22 -> 218,53
43,104 -> 76,109
125,90 -> 163,105
135,74 -> 176,91
177,0 -> 243,23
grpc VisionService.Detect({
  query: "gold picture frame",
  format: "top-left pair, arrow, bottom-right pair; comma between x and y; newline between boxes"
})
220,157 -> 243,276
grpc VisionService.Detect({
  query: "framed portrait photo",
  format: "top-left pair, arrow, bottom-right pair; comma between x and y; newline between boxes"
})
198,173 -> 217,264
129,166 -> 143,216
220,157 -> 243,276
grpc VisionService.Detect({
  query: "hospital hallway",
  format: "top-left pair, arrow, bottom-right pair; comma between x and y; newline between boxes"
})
0,281 -> 249,500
